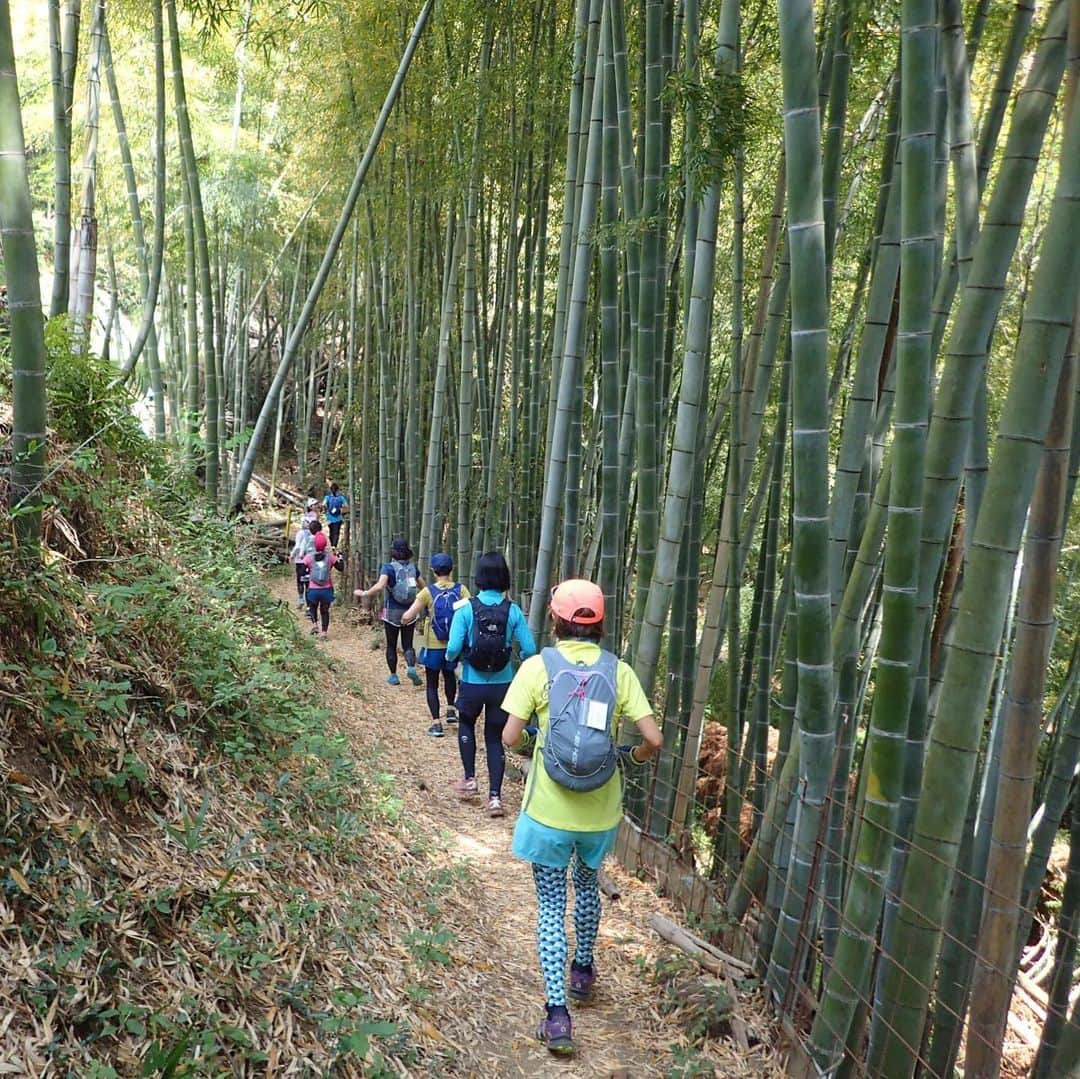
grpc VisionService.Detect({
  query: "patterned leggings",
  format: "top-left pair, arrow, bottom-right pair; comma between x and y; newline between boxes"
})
532,858 -> 602,1007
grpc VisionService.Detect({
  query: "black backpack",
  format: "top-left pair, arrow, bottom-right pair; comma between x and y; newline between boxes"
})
467,597 -> 512,672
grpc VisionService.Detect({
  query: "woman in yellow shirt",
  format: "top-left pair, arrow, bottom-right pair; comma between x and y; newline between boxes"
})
502,579 -> 661,1056
400,553 -> 470,738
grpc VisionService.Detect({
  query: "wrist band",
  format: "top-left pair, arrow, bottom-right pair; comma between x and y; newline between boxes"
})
630,745 -> 647,766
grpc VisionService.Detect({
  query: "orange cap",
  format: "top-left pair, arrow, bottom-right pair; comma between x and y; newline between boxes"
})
550,579 -> 605,624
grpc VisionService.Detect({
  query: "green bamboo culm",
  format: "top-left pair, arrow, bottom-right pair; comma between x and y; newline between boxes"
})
627,0 -> 667,657
1,0 -> 49,556
167,0 -> 219,502
103,12 -> 164,437
867,6 -> 1071,1060
527,0 -> 593,635
808,0 -> 936,1066
867,78 -> 1080,1079
597,8 -> 621,615
418,215 -> 461,569
634,0 -> 739,697
556,0 -> 606,582
47,0 -> 75,319
765,0 -> 835,1005
115,0 -> 166,400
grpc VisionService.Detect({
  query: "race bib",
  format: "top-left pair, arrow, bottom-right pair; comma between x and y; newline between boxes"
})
586,700 -> 609,731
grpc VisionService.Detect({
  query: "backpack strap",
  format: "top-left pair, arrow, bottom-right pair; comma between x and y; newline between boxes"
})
542,644 -> 613,677
540,646 -> 559,681
596,649 -> 619,684
468,596 -> 482,643
542,647 -> 619,720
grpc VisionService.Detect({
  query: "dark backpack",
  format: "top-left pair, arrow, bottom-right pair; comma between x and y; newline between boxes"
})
537,647 -> 619,792
466,597 -> 512,672
430,583 -> 462,642
309,555 -> 331,587
390,560 -> 418,606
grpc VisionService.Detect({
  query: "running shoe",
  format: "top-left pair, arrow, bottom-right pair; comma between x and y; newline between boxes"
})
536,1006 -> 574,1055
569,961 -> 596,1002
487,795 -> 504,818
309,624 -> 318,636
427,721 -> 445,738
386,673 -> 401,686
445,708 -> 458,725
296,598 -> 306,609
452,777 -> 478,798
406,666 -> 422,686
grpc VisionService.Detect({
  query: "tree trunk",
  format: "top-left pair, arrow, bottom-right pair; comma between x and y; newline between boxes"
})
1,0 -> 49,555
766,0 -> 835,1006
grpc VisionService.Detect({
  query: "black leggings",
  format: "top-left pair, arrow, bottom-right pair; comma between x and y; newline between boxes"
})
384,622 -> 416,673
456,682 -> 508,797
425,667 -> 458,720
307,588 -> 333,631
295,563 -> 308,597
328,521 -> 342,547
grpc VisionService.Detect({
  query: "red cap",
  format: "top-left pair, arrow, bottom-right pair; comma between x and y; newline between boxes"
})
550,579 -> 605,624
314,532 -> 328,552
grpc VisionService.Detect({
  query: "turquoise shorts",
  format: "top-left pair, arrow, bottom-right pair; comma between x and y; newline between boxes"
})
511,811 -> 619,870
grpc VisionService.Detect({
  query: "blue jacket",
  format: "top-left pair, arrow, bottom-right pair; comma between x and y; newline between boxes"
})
446,590 -> 537,684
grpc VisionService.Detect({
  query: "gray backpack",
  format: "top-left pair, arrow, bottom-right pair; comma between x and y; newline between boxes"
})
390,560 -> 418,605
538,647 -> 619,792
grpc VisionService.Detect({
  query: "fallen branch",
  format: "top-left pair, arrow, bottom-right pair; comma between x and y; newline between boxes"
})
1007,1007 -> 1042,1050
648,914 -> 752,1051
724,969 -> 752,1053
648,914 -> 752,978
599,870 -> 621,901
250,472 -> 307,508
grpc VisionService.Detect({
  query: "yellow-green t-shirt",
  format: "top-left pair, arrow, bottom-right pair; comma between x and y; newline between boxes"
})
416,580 -> 471,650
502,640 -> 654,832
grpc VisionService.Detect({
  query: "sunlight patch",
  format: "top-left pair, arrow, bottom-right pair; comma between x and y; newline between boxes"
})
453,833 -> 496,860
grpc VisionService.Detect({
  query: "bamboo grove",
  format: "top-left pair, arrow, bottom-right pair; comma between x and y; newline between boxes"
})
3,0 -> 1080,1073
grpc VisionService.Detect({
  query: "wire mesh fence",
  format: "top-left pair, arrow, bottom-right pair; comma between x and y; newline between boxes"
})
617,725 -> 1079,1077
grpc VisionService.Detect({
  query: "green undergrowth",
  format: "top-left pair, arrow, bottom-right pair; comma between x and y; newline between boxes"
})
0,348 -> 469,1075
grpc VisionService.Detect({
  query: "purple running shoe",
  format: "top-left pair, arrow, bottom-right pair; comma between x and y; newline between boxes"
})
569,962 -> 596,1003
536,1006 -> 574,1055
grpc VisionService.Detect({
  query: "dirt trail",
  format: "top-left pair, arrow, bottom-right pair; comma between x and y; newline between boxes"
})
273,577 -> 776,1077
